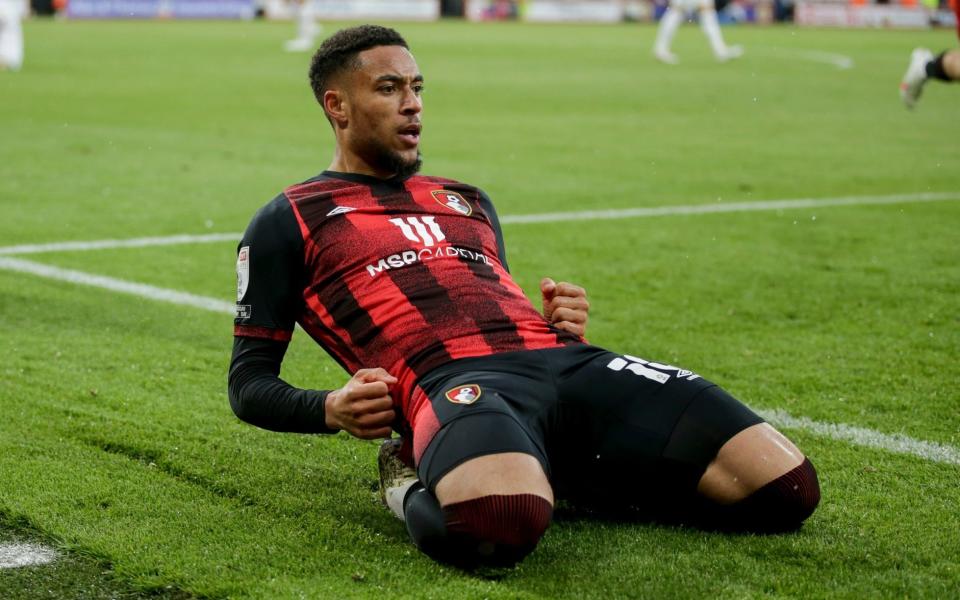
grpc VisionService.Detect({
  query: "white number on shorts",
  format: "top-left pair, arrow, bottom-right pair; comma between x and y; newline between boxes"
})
606,355 -> 700,384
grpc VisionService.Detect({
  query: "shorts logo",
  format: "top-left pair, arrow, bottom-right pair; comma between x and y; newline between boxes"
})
431,190 -> 472,216
445,384 -> 482,405
236,246 -> 250,302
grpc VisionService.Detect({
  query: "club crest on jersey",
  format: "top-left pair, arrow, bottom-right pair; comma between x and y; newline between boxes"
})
445,384 -> 482,405
236,246 -> 250,302
431,190 -> 472,216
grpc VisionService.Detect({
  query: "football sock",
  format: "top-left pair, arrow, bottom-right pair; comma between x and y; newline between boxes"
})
294,1 -> 320,42
926,52 -> 952,82
404,486 -> 553,568
699,9 -> 728,58
403,484 -> 450,559
443,494 -> 552,567
697,457 -> 821,533
654,8 -> 683,53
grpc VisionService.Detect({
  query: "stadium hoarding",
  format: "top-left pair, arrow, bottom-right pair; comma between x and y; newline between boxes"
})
67,0 -> 256,19
795,1 -> 929,27
68,0 -> 441,20
308,0 -> 440,20
525,0 -> 624,22
466,0 -> 647,22
261,0 -> 440,20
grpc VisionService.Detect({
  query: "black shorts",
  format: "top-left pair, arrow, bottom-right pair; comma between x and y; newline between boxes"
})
412,345 -> 763,504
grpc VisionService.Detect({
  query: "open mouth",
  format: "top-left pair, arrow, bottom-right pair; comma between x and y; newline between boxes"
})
398,123 -> 421,147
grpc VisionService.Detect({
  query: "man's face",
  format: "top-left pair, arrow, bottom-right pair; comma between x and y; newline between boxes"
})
341,45 -> 423,178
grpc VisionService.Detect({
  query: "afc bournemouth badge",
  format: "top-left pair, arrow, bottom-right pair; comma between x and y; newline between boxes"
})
431,190 -> 472,216
236,246 -> 250,302
445,384 -> 482,405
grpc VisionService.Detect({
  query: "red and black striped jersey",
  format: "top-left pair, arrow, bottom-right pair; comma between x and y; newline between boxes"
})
234,171 -> 582,414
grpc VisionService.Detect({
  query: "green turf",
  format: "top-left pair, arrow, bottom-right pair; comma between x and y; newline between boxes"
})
1,18 -> 959,599
0,512 -> 194,599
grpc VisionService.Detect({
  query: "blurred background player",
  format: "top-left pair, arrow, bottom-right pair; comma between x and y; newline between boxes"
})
284,0 -> 321,53
900,50 -> 959,108
653,0 -> 743,64
899,1 -> 960,108
0,0 -> 26,71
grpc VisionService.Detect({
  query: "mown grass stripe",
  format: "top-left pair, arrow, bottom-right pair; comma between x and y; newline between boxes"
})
1,255 -> 959,470
0,192 -> 957,256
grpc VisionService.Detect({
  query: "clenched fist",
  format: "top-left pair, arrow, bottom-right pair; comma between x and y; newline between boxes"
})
325,368 -> 398,439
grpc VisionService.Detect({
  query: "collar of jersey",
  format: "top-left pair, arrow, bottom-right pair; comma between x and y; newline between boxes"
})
320,170 -> 412,187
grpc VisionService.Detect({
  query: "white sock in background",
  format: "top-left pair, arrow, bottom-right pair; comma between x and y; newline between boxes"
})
654,7 -> 683,56
699,8 -> 729,59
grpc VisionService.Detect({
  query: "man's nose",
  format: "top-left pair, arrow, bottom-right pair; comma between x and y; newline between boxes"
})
401,89 -> 422,115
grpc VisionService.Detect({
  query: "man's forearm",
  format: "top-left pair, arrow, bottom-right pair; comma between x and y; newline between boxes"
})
228,336 -> 339,434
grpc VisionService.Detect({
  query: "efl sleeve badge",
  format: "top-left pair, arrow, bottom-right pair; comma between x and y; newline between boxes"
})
236,246 -> 250,302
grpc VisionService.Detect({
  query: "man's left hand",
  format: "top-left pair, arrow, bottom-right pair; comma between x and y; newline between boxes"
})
540,277 -> 589,337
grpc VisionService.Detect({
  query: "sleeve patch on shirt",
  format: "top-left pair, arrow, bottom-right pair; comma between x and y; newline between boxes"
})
236,246 -> 250,302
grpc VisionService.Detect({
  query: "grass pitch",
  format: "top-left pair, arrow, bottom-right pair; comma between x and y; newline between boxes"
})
1,18 -> 959,599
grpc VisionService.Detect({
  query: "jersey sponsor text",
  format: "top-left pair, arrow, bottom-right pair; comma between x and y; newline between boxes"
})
366,245 -> 490,277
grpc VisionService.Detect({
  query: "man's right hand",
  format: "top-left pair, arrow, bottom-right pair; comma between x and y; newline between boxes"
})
325,368 -> 398,439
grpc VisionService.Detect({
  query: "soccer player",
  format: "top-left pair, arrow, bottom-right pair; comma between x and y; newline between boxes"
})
229,25 -> 820,568
0,0 -> 26,72
283,0 -> 322,53
653,0 -> 743,65
899,0 -> 960,108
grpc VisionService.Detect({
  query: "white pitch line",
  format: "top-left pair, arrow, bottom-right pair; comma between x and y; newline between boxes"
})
759,409 -> 960,466
0,257 -> 235,315
500,191 -> 959,224
796,50 -> 855,70
0,543 -> 57,569
0,232 -> 240,256
0,191 -> 957,256
756,46 -> 855,70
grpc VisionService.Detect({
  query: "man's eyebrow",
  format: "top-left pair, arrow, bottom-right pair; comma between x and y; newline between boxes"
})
374,74 -> 424,83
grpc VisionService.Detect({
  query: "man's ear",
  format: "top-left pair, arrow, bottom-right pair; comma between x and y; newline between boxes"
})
323,89 -> 348,127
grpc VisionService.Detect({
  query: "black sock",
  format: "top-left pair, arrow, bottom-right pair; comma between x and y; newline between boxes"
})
926,52 -> 951,82
403,483 -> 450,560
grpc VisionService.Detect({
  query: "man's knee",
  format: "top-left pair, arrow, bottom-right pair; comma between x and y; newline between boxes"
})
702,457 -> 821,533
405,485 -> 552,567
745,456 -> 821,531
444,493 -> 552,566
407,452 -> 554,567
698,423 -> 806,502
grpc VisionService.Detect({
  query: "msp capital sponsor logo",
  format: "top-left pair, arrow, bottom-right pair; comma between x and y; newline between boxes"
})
445,384 -> 482,405
366,246 -> 490,277
432,190 -> 472,216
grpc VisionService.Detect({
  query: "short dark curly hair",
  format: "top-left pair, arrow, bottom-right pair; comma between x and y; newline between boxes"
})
308,25 -> 409,106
